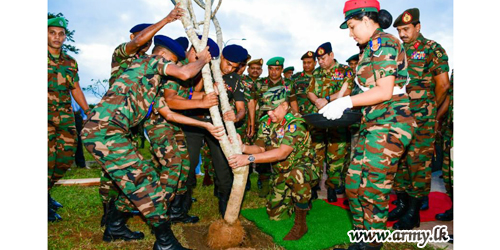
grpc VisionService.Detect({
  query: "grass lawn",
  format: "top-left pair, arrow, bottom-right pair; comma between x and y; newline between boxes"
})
50,142 -> 447,250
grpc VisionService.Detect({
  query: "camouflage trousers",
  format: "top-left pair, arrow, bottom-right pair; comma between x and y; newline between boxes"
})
346,96 -> 416,230
267,166 -> 318,221
48,109 -> 77,190
310,126 -> 349,189
144,112 -> 190,196
82,118 -> 168,227
394,98 -> 436,198
441,127 -> 453,196
201,141 -> 214,177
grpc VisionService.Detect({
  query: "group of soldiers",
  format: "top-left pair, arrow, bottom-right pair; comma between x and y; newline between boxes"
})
48,1 -> 453,249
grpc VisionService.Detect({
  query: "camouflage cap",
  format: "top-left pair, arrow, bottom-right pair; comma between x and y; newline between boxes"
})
283,66 -> 294,73
48,17 -> 67,29
393,8 -> 420,27
266,56 -> 285,66
248,58 -> 263,66
346,54 -> 359,63
260,86 -> 288,111
301,51 -> 316,60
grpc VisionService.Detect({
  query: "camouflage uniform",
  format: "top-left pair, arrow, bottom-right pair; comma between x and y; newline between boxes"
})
291,71 -> 314,115
255,112 -> 318,220
307,60 -> 355,189
440,72 -> 453,196
48,51 -> 79,190
81,55 -> 174,227
393,33 -> 450,199
346,28 -> 416,230
240,74 -> 259,144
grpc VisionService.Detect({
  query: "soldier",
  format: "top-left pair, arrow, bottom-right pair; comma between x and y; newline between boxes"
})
435,71 -> 453,221
178,44 -> 248,217
82,35 -> 212,249
144,37 -> 224,225
244,58 -> 263,141
389,8 -> 451,230
326,1 -> 416,249
252,57 -> 299,197
98,4 -> 185,228
307,42 -> 354,203
48,16 -> 90,222
283,66 -> 294,80
293,51 -> 316,115
228,86 -> 319,241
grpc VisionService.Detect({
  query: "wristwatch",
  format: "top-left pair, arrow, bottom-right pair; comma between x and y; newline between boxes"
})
325,95 -> 331,102
248,155 -> 255,163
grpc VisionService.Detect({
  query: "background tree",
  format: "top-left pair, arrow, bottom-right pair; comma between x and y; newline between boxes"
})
82,79 -> 109,99
48,12 -> 80,54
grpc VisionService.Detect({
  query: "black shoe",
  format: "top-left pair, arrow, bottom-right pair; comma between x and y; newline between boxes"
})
327,187 -> 338,203
343,199 -> 349,206
435,208 -> 453,221
448,234 -> 454,244
391,199 -> 398,205
48,207 -> 62,222
101,202 -> 108,227
169,192 -> 199,224
48,193 -> 63,210
388,192 -> 409,221
153,221 -> 191,250
103,200 -> 145,242
420,195 -> 429,210
392,197 -> 422,230
335,184 -> 345,194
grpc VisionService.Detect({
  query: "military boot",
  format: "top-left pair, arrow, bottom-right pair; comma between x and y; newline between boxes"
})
169,192 -> 199,224
283,207 -> 308,240
420,195 -> 429,210
435,208 -> 453,221
103,200 -> 145,242
388,192 -> 409,221
327,186 -> 338,202
100,202 -> 108,227
153,221 -> 191,250
392,196 -> 422,230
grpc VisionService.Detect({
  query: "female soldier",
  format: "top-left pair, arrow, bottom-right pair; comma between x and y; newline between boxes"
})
320,1 -> 416,249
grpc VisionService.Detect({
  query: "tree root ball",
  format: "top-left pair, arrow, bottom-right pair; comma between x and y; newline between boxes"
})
207,219 -> 245,249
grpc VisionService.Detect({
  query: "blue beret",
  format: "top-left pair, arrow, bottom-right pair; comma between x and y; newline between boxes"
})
315,42 -> 332,57
175,37 -> 189,51
154,35 -> 186,61
222,44 -> 248,63
197,35 -> 220,58
129,23 -> 152,33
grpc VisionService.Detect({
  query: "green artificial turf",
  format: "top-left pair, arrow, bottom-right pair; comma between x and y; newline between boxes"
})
241,199 -> 353,250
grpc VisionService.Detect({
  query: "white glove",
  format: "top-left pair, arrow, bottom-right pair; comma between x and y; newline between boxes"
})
318,96 -> 353,120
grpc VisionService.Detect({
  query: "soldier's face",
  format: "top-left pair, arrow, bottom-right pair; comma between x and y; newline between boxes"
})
396,23 -> 420,44
248,64 -> 262,78
302,58 -> 316,73
268,66 -> 283,81
48,27 -> 66,50
317,52 -> 334,70
268,102 -> 288,123
220,57 -> 240,75
187,47 -> 197,63
284,71 -> 293,79
347,18 -> 371,44
160,48 -> 179,63
348,60 -> 358,74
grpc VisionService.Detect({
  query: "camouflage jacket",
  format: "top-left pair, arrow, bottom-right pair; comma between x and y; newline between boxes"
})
292,71 -> 314,115
404,33 -> 450,100
241,74 -> 259,103
89,55 -> 173,130
48,51 -> 79,112
307,60 -> 354,113
255,111 -> 318,179
254,77 -> 296,119
108,42 -> 143,87
357,28 -> 410,123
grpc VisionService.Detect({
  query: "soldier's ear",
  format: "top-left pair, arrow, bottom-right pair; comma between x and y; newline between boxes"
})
130,34 -> 135,40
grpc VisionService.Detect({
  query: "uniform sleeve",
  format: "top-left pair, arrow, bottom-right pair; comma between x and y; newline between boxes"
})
66,57 -> 79,90
344,67 -> 355,90
428,42 -> 450,76
306,75 -> 316,94
233,79 -> 245,102
112,43 -> 132,64
286,80 -> 297,102
254,122 -> 268,148
281,121 -> 307,147
155,57 -> 174,76
371,40 -> 399,81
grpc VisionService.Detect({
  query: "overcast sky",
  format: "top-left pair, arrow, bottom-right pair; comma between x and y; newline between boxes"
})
48,0 -> 453,104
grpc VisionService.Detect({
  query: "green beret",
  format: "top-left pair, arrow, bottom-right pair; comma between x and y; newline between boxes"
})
48,17 -> 67,29
393,8 -> 420,27
260,86 -> 288,111
266,57 -> 285,66
248,58 -> 263,66
346,54 -> 359,63
301,51 -> 315,60
283,66 -> 294,73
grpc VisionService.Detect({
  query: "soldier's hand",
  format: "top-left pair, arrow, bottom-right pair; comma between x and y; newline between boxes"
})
167,3 -> 184,22
201,92 -> 219,108
246,123 -> 254,138
315,98 -> 328,109
213,82 -> 220,95
228,154 -> 248,169
223,110 -> 236,122
206,124 -> 225,141
196,46 -> 212,64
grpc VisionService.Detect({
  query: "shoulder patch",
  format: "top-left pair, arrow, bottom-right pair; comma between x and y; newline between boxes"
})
288,124 -> 297,133
370,37 -> 381,52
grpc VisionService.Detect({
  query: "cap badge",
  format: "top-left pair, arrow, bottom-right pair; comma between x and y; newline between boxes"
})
259,59 -> 263,65
307,51 -> 313,56
318,48 -> 325,56
276,60 -> 280,65
403,12 -> 412,24
59,20 -> 64,26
